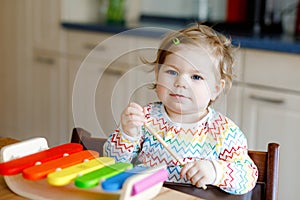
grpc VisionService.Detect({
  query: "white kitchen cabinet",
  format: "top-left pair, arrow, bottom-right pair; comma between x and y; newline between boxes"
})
221,84 -> 244,126
125,65 -> 158,107
31,51 -> 68,146
242,86 -> 300,199
68,58 -> 102,137
68,57 -> 129,138
0,0 -> 34,139
210,83 -> 243,128
66,29 -> 133,62
0,0 -> 68,145
66,30 -> 135,137
29,0 -> 69,145
32,0 -> 63,52
97,63 -> 130,136
244,49 -> 300,92
241,49 -> 300,199
123,36 -> 160,106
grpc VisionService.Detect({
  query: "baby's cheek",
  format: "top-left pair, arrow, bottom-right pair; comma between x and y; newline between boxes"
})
155,85 -> 168,100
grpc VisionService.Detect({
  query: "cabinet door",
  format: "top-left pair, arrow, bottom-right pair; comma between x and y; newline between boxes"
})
0,0 -> 33,138
32,52 -> 68,146
244,49 -> 300,92
32,0 -> 62,52
96,65 -> 127,136
68,58 -> 103,137
242,86 -> 300,199
217,84 -> 243,126
68,58 -> 129,138
126,65 -> 158,107
222,49 -> 244,126
67,30 -> 137,137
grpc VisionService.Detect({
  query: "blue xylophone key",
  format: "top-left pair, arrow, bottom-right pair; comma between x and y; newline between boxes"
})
101,166 -> 147,191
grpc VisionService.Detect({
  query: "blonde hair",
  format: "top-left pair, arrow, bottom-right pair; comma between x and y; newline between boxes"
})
144,23 -> 237,94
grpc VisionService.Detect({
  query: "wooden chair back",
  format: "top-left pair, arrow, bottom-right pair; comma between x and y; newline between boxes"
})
248,143 -> 280,200
71,127 -> 106,156
71,127 -> 280,200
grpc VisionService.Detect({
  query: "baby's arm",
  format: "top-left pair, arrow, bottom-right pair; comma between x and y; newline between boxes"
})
103,102 -> 146,162
213,126 -> 258,194
180,121 -> 258,195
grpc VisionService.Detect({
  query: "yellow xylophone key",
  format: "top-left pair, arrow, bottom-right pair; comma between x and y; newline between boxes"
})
47,157 -> 115,186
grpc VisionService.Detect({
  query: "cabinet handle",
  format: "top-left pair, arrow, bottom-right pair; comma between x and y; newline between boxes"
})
249,94 -> 284,104
104,68 -> 123,76
83,43 -> 106,51
35,57 -> 55,65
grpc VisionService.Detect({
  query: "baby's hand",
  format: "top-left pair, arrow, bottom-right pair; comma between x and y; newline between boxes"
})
121,102 -> 147,137
180,160 -> 216,188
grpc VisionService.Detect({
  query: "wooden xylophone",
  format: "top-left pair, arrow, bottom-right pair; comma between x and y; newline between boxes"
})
0,137 -> 168,200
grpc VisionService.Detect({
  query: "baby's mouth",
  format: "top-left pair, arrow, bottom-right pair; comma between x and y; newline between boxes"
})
169,93 -> 189,99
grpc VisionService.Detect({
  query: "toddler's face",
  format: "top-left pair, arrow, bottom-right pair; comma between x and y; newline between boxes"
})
156,45 -> 221,120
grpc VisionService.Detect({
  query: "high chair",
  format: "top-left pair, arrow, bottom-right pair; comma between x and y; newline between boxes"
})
71,127 -> 280,200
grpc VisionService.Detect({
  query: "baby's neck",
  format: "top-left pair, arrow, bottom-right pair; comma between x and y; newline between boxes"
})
165,107 -> 209,124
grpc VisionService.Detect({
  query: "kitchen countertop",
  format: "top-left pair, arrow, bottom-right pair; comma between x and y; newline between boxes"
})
61,21 -> 300,55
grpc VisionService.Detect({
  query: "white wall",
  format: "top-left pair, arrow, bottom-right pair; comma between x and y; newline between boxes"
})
140,0 -> 199,18
61,0 -> 105,23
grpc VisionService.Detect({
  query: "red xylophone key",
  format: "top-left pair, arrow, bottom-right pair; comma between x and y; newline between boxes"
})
0,143 -> 83,176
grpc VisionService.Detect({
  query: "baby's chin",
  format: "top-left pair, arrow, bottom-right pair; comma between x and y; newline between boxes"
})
164,104 -> 207,121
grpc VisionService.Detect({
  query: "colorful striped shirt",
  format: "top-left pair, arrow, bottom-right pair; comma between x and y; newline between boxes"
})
103,102 -> 258,194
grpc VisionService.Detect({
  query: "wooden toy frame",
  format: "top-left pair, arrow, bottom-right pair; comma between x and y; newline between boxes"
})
0,137 -> 167,200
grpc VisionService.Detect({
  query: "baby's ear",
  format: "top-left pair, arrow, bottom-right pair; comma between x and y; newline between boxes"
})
211,79 -> 225,100
219,79 -> 225,91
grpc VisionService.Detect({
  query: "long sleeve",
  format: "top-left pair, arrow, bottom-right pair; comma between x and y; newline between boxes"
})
209,117 -> 258,194
103,129 -> 143,163
102,102 -> 258,195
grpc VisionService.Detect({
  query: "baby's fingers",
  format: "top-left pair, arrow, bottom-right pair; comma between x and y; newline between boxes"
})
180,162 -> 193,178
128,102 -> 143,112
195,179 -> 207,190
180,162 -> 207,190
124,103 -> 145,117
126,114 -> 146,126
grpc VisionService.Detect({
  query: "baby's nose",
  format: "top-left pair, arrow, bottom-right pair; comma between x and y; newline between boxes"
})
174,75 -> 188,88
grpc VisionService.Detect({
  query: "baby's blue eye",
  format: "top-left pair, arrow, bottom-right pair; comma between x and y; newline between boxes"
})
191,75 -> 203,80
166,70 -> 178,76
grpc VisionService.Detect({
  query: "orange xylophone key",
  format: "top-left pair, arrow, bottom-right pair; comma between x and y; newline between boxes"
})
22,150 -> 99,180
0,143 -> 83,176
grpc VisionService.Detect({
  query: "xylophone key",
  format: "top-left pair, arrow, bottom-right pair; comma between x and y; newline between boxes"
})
47,157 -> 115,186
131,169 -> 168,196
101,166 -> 147,191
22,150 -> 99,180
0,143 -> 83,176
75,162 -> 133,189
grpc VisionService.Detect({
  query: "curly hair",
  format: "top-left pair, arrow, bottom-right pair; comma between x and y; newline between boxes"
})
143,23 -> 237,94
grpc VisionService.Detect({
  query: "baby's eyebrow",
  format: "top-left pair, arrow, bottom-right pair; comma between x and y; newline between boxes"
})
190,67 -> 205,74
164,64 -> 179,70
191,69 -> 202,73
